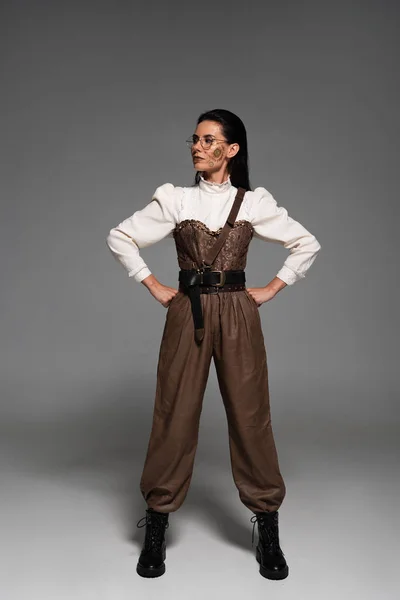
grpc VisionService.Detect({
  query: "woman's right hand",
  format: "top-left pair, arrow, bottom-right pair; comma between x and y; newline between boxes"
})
141,275 -> 178,307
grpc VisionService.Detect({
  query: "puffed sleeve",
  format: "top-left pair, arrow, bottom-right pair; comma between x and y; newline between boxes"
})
106,183 -> 181,283
248,187 -> 321,285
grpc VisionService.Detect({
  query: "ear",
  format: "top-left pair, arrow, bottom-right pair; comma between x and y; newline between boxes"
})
227,143 -> 240,158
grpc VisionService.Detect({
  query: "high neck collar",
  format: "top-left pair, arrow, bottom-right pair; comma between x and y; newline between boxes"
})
198,173 -> 232,194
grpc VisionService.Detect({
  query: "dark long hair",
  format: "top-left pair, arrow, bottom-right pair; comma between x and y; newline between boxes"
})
192,109 -> 252,191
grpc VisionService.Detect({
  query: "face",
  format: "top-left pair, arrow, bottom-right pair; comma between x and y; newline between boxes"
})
189,120 -> 239,176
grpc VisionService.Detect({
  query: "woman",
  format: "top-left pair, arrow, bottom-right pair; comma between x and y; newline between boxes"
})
106,109 -> 321,580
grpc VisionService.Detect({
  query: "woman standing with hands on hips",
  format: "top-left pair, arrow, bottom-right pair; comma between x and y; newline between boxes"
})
106,108 -> 321,580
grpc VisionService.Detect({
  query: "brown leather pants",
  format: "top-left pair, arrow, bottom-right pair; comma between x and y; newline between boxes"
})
139,288 -> 286,514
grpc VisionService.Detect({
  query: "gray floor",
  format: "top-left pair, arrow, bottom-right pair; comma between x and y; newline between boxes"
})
1,379 -> 398,600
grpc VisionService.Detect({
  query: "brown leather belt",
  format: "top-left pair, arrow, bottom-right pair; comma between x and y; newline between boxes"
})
179,282 -> 246,294
178,268 -> 246,344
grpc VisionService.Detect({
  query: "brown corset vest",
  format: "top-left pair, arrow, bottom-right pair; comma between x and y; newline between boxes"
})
173,219 -> 254,271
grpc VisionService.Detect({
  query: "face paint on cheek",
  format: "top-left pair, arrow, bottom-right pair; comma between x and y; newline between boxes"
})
213,148 -> 222,159
208,161 -> 215,166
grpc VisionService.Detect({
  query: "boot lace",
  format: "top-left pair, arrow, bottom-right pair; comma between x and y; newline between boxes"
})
250,511 -> 280,550
137,511 -> 169,553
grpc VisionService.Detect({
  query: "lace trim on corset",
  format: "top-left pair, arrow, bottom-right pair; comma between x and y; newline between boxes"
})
173,219 -> 254,237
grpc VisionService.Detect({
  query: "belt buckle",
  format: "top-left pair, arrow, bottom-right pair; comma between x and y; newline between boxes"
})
198,262 -> 225,287
211,270 -> 226,287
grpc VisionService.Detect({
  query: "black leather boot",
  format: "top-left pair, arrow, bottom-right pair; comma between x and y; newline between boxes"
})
136,508 -> 169,578
250,510 -> 289,580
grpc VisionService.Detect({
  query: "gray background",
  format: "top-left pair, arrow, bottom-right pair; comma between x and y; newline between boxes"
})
1,1 -> 398,598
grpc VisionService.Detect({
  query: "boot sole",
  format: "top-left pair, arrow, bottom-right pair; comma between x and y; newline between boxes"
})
256,546 -> 289,580
136,562 -> 166,578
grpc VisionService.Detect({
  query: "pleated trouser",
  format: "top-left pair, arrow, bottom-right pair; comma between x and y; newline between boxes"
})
139,288 -> 286,514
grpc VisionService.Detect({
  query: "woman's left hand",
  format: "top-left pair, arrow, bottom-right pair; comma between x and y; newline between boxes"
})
246,280 -> 286,307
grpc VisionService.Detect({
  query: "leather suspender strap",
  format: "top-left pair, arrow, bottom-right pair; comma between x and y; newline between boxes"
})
201,186 -> 246,268
178,186 -> 247,344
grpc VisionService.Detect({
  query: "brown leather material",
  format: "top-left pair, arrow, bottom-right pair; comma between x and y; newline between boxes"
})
175,187 -> 249,343
139,217 -> 287,515
174,220 -> 254,271
178,282 -> 246,294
